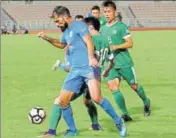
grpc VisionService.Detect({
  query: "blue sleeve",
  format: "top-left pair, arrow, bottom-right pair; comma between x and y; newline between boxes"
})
60,33 -> 67,45
76,22 -> 89,38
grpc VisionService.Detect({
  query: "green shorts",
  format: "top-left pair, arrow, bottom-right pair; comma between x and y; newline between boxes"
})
105,66 -> 137,85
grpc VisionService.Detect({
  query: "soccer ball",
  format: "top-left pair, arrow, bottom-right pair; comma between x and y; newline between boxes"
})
28,107 -> 46,124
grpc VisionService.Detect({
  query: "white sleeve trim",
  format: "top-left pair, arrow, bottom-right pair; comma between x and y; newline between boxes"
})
123,34 -> 131,39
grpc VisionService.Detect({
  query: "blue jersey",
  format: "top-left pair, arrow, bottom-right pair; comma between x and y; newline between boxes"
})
60,21 -> 89,68
65,46 -> 72,66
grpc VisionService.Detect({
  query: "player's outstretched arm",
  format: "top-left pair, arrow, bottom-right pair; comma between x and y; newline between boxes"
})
110,37 -> 133,51
83,34 -> 99,68
38,32 -> 65,49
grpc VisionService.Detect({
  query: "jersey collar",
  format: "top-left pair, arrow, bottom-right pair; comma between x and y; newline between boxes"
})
106,21 -> 118,27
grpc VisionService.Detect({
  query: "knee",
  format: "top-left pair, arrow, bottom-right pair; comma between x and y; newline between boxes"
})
53,96 -> 60,104
107,82 -> 119,91
92,96 -> 102,104
131,84 -> 138,91
57,96 -> 70,108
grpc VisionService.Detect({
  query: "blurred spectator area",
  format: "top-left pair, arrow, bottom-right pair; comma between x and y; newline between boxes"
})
1,1 -> 176,29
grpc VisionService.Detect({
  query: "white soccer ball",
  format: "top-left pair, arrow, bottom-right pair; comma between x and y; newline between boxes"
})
28,107 -> 46,124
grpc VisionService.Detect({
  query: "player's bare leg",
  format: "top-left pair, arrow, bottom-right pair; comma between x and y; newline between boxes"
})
130,84 -> 151,116
88,79 -> 127,137
107,78 -> 132,122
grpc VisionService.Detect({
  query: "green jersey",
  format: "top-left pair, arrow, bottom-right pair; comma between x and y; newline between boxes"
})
92,34 -> 113,68
99,16 -> 107,27
100,21 -> 134,69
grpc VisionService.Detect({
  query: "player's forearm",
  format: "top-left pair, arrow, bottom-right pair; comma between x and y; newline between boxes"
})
112,42 -> 133,50
43,35 -> 65,49
87,39 -> 96,59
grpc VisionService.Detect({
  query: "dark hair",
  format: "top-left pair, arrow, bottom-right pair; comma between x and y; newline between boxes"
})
75,15 -> 84,20
117,12 -> 122,21
51,6 -> 71,18
84,17 -> 100,31
91,5 -> 100,11
102,0 -> 116,10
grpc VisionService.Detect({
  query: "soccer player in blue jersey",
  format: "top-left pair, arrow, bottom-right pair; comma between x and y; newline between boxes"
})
38,6 -> 126,137
52,45 -> 102,131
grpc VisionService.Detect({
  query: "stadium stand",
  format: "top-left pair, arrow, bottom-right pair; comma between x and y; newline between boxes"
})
0,7 -> 16,31
1,1 -> 176,29
130,3 -> 176,27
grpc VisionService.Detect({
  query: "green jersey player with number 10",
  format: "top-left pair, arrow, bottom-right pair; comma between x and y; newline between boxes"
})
84,16 -> 114,79
100,0 -> 151,122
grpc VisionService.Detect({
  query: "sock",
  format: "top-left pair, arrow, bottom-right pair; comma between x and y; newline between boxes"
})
59,63 -> 67,72
49,104 -> 62,133
62,105 -> 77,132
136,84 -> 149,105
99,98 -> 121,125
112,90 -> 129,115
85,101 -> 98,124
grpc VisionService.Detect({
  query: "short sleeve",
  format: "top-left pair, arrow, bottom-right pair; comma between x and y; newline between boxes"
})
121,25 -> 131,40
60,34 -> 67,45
76,22 -> 89,38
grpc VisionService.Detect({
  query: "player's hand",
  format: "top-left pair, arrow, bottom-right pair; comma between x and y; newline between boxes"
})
89,57 -> 99,68
103,69 -> 110,78
38,32 -> 47,39
110,45 -> 118,51
64,43 -> 71,54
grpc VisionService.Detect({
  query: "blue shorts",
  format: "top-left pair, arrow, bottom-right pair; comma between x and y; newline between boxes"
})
62,66 -> 101,93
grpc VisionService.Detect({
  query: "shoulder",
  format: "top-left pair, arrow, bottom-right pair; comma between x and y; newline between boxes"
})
101,35 -> 109,45
62,29 -> 68,37
100,25 -> 107,32
97,35 -> 109,46
72,21 -> 87,28
116,22 -> 128,28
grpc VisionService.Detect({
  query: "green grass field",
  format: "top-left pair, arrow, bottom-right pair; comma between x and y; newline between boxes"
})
2,31 -> 176,138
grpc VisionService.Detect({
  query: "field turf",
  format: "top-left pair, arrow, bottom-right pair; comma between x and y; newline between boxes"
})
2,31 -> 176,138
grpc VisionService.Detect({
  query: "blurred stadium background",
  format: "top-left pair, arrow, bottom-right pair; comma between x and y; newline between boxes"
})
2,1 -> 176,138
1,0 -> 176,32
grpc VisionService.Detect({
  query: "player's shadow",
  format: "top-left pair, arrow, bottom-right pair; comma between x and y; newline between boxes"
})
55,128 -> 89,137
99,118 -> 122,132
127,131 -> 176,138
129,105 -> 161,116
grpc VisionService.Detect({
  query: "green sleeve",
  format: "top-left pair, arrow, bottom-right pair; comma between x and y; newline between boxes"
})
120,24 -> 131,39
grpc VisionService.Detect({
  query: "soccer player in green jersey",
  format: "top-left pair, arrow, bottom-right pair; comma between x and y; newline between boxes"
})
75,15 -> 84,21
100,0 -> 151,121
91,5 -> 107,27
84,16 -> 114,78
